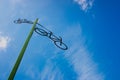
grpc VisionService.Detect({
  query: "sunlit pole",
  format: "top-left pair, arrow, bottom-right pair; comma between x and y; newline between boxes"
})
8,18 -> 38,80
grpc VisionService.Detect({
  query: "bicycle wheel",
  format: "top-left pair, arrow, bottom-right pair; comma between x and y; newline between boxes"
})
34,28 -> 48,36
54,41 -> 68,50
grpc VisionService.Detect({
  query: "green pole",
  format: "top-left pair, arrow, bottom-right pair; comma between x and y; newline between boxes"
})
8,18 -> 38,80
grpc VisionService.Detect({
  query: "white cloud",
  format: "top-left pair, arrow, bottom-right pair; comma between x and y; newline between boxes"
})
0,32 -> 11,51
40,63 -> 63,80
62,25 -> 104,80
25,65 -> 40,79
74,0 -> 94,11
65,44 -> 104,80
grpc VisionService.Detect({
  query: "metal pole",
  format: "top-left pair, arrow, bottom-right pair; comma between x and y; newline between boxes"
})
8,18 -> 38,80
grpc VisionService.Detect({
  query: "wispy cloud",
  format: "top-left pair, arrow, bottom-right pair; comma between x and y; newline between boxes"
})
25,65 -> 40,79
40,62 -> 63,80
63,24 -> 104,80
0,32 -> 11,51
65,43 -> 104,80
74,0 -> 94,11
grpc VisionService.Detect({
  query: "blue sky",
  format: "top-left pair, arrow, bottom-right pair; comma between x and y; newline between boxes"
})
0,0 -> 120,80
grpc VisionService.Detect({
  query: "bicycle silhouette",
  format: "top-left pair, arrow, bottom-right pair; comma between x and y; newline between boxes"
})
14,18 -> 68,50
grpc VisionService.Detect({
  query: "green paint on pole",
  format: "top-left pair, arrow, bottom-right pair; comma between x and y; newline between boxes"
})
8,18 -> 38,80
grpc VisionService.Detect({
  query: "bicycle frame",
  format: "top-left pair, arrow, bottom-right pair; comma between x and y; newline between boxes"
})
34,27 -> 63,45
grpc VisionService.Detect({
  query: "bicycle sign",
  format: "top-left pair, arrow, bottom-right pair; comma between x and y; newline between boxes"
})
14,18 -> 68,50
